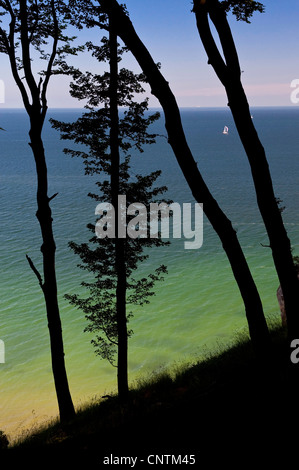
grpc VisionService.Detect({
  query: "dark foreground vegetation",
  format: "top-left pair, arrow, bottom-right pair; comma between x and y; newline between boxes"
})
2,320 -> 299,467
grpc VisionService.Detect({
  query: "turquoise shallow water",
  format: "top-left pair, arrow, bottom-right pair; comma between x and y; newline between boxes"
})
0,107 -> 298,439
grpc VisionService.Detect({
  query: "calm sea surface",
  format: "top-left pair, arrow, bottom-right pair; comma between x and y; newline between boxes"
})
0,107 -> 298,439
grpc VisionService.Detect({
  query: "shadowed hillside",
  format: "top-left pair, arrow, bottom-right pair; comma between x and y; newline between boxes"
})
2,323 -> 298,467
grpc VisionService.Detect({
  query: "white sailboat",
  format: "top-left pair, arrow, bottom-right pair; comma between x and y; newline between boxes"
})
222,125 -> 229,135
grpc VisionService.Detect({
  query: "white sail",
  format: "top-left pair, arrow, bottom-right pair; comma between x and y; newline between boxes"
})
223,126 -> 229,134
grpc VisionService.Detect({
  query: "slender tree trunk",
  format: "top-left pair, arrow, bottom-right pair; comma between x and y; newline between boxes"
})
109,16 -> 129,400
2,0 -> 75,423
115,239 -> 128,400
227,83 -> 299,339
28,113 -> 75,422
99,0 -> 270,353
193,0 -> 299,340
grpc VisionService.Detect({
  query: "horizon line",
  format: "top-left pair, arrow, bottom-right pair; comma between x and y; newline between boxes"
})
0,105 -> 298,110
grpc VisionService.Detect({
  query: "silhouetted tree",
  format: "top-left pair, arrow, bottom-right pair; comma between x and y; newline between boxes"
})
86,0 -> 271,353
193,0 -> 299,340
51,14 -> 168,400
221,0 -> 264,22
0,0 -> 75,421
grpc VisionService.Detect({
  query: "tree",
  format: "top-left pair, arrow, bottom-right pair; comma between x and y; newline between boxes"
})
220,0 -> 264,23
88,0 -> 271,352
51,15 -> 169,400
192,0 -> 299,340
0,0 -> 75,421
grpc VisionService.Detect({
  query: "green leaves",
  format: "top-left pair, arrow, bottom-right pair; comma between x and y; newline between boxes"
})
53,21 -> 169,368
220,0 -> 265,22
193,0 -> 265,23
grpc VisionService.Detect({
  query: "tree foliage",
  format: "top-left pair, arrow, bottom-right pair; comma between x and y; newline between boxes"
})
220,0 -> 265,23
0,0 -> 82,116
51,30 -> 169,368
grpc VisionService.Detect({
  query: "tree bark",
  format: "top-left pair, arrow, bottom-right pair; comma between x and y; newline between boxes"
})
29,115 -> 75,422
193,0 -> 299,339
109,15 -> 129,400
4,0 -> 75,422
99,0 -> 271,352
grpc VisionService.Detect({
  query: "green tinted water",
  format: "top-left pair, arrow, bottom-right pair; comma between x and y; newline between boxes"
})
0,108 -> 298,439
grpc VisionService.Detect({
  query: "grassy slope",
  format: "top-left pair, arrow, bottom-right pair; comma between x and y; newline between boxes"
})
2,322 -> 299,466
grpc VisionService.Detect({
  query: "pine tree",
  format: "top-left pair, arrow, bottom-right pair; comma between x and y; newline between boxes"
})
51,16 -> 169,400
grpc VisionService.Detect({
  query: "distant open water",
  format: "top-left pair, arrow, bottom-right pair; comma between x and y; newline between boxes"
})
0,107 -> 298,439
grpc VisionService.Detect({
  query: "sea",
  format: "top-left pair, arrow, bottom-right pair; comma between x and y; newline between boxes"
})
0,106 -> 298,440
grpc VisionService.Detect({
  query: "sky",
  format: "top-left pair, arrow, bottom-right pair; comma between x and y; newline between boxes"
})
1,0 -> 299,108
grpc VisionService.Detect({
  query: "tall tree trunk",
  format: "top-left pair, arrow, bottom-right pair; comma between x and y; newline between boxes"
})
2,0 -> 75,423
99,0 -> 271,352
109,16 -> 129,400
193,0 -> 299,340
29,114 -> 75,422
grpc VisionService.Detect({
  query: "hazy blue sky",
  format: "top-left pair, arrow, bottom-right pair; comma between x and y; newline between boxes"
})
1,0 -> 299,108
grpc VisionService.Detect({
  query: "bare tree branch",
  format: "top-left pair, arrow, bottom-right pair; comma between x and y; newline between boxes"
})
26,254 -> 44,290
41,0 -> 59,121
48,192 -> 59,202
193,1 -> 228,85
5,9 -> 31,111
19,0 -> 39,100
208,0 -> 241,78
